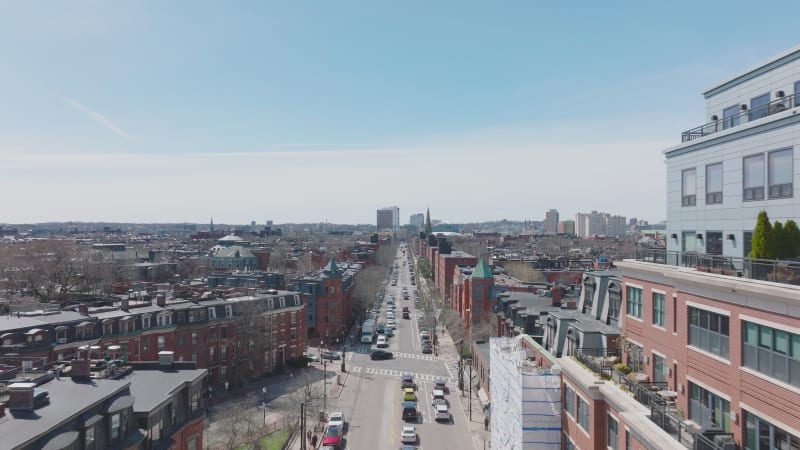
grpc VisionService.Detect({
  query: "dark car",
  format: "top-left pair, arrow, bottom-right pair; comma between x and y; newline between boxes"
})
401,374 -> 414,389
376,324 -> 386,334
434,379 -> 449,393
421,344 -> 433,354
402,401 -> 420,422
370,350 -> 394,360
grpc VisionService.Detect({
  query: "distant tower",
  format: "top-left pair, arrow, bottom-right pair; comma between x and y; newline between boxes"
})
424,207 -> 432,236
210,217 -> 215,232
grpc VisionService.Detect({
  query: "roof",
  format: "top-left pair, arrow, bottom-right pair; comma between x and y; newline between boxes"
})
127,367 -> 206,413
322,257 -> 341,279
472,259 -> 493,279
218,234 -> 244,242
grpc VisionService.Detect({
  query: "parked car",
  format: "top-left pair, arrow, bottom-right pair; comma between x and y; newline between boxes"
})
303,352 -> 320,362
385,327 -> 394,337
403,388 -> 417,402
327,412 -> 345,430
321,351 -> 342,361
376,335 -> 388,348
370,350 -> 393,360
421,344 -> 433,354
400,426 -> 418,444
401,374 -> 414,389
434,379 -> 448,393
434,404 -> 452,423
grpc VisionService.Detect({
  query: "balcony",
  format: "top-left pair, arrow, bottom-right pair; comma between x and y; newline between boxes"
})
576,348 -> 738,450
635,248 -> 800,286
681,93 -> 797,142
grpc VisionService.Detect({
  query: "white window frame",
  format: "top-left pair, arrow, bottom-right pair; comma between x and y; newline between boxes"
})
208,307 -> 216,320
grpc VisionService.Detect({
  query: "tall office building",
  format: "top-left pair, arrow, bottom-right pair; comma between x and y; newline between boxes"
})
574,211 -> 627,237
377,206 -> 399,231
409,213 -> 424,231
544,209 -> 559,234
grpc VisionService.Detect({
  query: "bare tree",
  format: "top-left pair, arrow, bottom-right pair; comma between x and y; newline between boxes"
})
351,265 -> 384,320
468,319 -> 495,342
19,240 -> 87,302
440,308 -> 466,348
212,403 -> 263,449
177,256 -> 209,281
230,298 -> 277,386
502,261 -> 545,283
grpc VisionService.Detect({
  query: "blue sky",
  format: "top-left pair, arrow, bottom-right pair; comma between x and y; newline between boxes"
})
1,1 -> 798,225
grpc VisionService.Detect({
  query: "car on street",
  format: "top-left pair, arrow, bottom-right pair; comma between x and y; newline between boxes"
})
403,388 -> 417,401
322,424 -> 343,448
431,389 -> 447,405
401,374 -> 414,389
376,335 -> 388,348
303,352 -> 320,362
327,412 -> 345,430
321,351 -> 342,361
402,401 -> 420,422
421,344 -> 433,354
434,404 -> 452,423
370,349 -> 393,360
400,426 -> 418,444
435,379 -> 448,393
385,327 -> 394,337
387,320 -> 397,330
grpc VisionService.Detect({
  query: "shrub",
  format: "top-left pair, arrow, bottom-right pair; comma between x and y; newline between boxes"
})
614,363 -> 631,374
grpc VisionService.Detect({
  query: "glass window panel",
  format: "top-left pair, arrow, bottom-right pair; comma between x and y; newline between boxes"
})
745,322 -> 758,344
723,105 -> 740,129
775,330 -> 789,354
683,169 -> 696,195
769,149 -> 793,188
706,163 -> 723,192
750,93 -> 770,121
744,154 -> 765,199
760,327 -> 772,349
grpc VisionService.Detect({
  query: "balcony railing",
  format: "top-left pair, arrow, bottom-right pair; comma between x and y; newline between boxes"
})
635,248 -> 800,286
681,93 -> 797,142
576,347 -> 738,450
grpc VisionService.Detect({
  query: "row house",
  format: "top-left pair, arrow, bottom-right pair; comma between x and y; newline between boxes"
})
293,258 -> 358,345
1,357 -> 207,450
436,250 -> 477,307
450,259 -> 495,329
0,290 -> 307,388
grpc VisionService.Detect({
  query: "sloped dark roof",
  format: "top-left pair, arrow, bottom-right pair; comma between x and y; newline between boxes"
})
472,259 -> 493,279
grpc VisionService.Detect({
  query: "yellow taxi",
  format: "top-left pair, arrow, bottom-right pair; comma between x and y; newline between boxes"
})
402,388 -> 417,402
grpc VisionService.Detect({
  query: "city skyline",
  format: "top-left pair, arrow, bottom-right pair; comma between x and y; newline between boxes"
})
1,2 -> 798,224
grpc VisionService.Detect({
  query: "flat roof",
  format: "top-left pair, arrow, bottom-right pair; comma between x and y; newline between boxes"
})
128,368 -> 206,413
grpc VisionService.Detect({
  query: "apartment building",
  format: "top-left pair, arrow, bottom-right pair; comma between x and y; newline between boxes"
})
377,206 -> 399,231
546,209 -> 560,234
293,258 -> 358,344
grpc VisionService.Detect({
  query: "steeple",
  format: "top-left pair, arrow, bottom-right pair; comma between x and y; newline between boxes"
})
472,259 -> 493,279
322,257 -> 341,279
424,207 -> 432,236
210,217 -> 214,232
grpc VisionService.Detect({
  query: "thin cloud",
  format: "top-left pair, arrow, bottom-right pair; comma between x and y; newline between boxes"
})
60,96 -> 131,140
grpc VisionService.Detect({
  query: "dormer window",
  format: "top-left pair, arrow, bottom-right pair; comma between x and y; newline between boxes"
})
225,305 -> 233,318
279,297 -> 286,308
267,298 -> 274,310
294,295 -> 301,306
142,314 -> 151,329
157,312 -> 171,327
208,307 -> 217,320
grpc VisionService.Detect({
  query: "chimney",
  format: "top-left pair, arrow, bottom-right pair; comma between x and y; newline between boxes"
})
7,383 -> 35,411
156,294 -> 166,307
565,299 -> 577,310
121,298 -> 129,311
78,304 -> 89,316
551,286 -> 563,307
71,359 -> 92,380
158,350 -> 174,368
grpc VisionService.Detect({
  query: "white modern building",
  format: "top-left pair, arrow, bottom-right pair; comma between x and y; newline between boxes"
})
665,45 -> 800,259
409,213 -> 424,231
376,206 -> 399,231
575,211 -> 627,238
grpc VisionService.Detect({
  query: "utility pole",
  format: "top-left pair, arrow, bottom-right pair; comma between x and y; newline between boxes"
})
323,356 -> 327,414
262,386 -> 267,424
469,363 -> 473,421
300,402 -> 306,450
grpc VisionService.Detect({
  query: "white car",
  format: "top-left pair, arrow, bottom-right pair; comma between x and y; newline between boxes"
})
400,426 -> 418,444
376,335 -> 388,348
388,321 -> 397,330
327,412 -> 345,429
303,352 -> 320,362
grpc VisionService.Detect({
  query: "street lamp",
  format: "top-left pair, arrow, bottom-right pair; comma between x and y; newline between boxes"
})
262,386 -> 267,424
321,341 -> 327,414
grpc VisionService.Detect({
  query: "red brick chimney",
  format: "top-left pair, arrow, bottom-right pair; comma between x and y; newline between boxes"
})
7,383 -> 35,411
78,304 -> 89,315
551,286 -> 563,307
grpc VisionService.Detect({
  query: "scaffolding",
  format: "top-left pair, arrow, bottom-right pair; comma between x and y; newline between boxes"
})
490,336 -> 561,450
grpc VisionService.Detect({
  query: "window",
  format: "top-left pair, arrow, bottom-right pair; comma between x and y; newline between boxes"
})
191,353 -> 197,362
208,307 -> 216,319
749,93 -> 770,121
85,424 -> 96,450
157,313 -> 171,327
178,333 -> 184,346
682,168 -> 696,206
191,332 -> 198,345
111,413 -> 121,440
583,279 -> 596,311
653,353 -> 667,383
689,383 -> 730,431
796,81 -> 800,108
221,326 -> 228,339
225,305 -> 233,318
221,346 -> 227,361
210,346 -> 216,361
743,321 -> 800,387
723,104 -> 740,129
768,148 -> 793,199
267,298 -> 274,310
608,415 -> 619,450
652,292 -> 665,327
157,335 -> 166,350
745,410 -> 800,450
706,231 -> 723,255
705,163 -> 723,204
577,396 -> 590,432
744,154 -> 765,201
744,231 -> 754,257
688,307 -> 729,359
564,384 -> 575,417
143,336 -> 150,352
294,295 -> 301,306
608,285 -> 621,322
279,297 -> 286,308
290,328 -> 297,341
290,311 -> 297,324
626,286 -> 642,319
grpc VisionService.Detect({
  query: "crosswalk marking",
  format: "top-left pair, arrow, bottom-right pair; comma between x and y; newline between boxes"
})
349,365 -> 456,385
352,346 -> 436,361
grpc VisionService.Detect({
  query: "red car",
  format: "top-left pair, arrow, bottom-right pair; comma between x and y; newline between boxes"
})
322,424 -> 343,448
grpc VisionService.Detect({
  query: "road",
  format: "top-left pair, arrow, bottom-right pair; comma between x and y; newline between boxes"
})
322,243 -> 475,450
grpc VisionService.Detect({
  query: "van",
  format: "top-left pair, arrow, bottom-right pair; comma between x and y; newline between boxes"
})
431,389 -> 446,405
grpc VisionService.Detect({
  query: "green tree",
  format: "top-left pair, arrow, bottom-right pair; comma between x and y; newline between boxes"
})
783,220 -> 800,258
750,211 -> 777,259
773,221 -> 787,258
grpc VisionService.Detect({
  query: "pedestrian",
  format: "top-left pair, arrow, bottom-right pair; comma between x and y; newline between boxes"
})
484,415 -> 490,431
307,430 -> 312,443
311,434 -> 318,447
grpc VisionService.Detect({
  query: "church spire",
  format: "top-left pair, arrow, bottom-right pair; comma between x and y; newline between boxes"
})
210,217 -> 214,232
424,207 -> 432,236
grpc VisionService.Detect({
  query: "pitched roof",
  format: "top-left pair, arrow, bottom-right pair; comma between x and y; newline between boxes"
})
472,259 -> 493,279
322,257 -> 341,279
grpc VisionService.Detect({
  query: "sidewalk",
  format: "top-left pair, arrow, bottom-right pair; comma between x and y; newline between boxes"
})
285,368 -> 350,450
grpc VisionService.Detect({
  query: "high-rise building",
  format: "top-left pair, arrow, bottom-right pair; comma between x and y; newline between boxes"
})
556,220 -> 575,235
544,209 -> 559,234
376,206 -> 399,231
574,211 -> 627,237
409,213 -> 424,231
